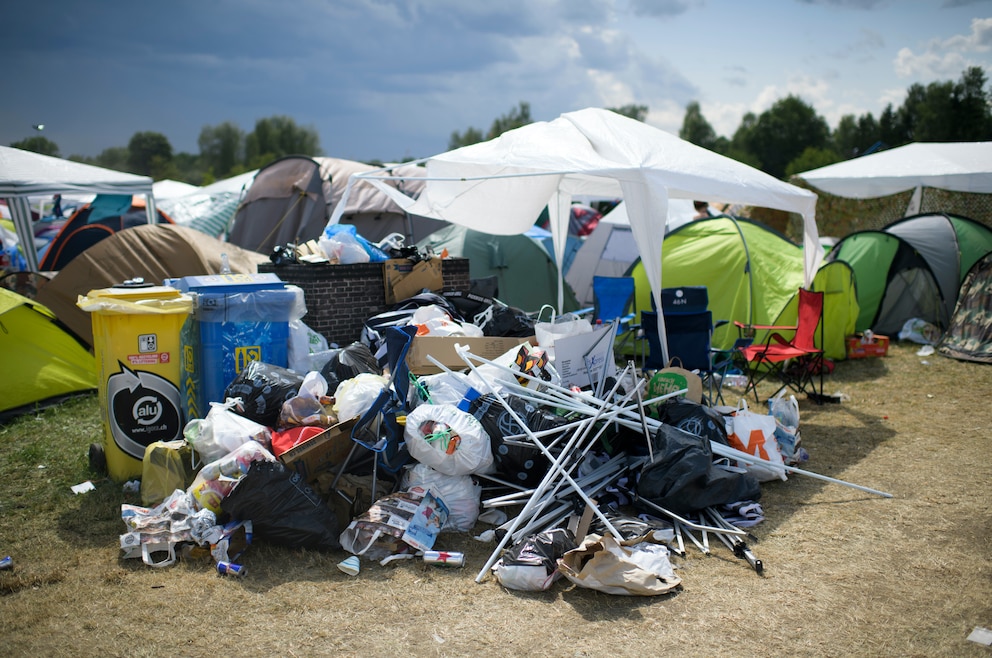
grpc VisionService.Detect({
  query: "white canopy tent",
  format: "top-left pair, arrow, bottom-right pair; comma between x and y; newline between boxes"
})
0,146 -> 156,272
796,141 -> 992,215
330,108 -> 820,363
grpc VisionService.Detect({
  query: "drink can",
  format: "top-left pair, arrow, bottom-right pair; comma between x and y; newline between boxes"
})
0,556 -> 12,571
216,561 -> 245,577
423,550 -> 464,567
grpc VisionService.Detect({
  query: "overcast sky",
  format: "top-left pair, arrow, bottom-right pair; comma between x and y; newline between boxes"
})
2,0 -> 990,165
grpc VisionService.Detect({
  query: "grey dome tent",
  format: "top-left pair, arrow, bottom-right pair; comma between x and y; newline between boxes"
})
825,213 -> 992,336
227,155 -> 329,255
417,223 -> 580,314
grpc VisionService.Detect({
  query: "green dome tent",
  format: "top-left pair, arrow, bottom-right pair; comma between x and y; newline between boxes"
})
417,223 -> 580,314
0,287 -> 97,421
627,215 -> 858,361
825,213 -> 992,336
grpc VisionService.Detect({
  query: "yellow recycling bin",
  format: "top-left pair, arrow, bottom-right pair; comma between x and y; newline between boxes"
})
79,283 -> 193,482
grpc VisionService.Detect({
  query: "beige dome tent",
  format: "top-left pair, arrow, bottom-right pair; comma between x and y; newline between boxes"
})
36,224 -> 268,347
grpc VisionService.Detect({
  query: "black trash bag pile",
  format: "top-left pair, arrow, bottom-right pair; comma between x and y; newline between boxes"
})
492,528 -> 578,591
635,423 -> 760,516
655,398 -> 730,447
222,460 -> 341,551
319,342 -> 381,395
224,360 -> 305,428
468,392 -> 573,488
441,290 -> 535,337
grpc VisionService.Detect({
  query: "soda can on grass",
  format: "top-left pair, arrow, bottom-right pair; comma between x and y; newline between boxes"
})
216,561 -> 245,577
423,551 -> 464,567
0,556 -> 12,571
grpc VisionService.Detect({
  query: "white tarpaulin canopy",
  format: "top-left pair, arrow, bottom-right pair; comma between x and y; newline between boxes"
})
797,142 -> 992,199
0,146 -> 155,271
331,108 -> 820,363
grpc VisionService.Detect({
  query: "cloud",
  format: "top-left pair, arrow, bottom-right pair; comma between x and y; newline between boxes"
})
893,17 -> 992,77
941,0 -> 992,7
627,0 -> 701,18
830,28 -> 886,60
795,0 -> 887,8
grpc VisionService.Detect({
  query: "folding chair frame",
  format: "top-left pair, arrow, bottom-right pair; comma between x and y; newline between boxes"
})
735,289 -> 828,405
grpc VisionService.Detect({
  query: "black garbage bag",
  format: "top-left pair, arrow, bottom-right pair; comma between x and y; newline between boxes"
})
635,423 -> 760,516
319,342 -> 381,395
482,303 -> 536,337
468,393 -> 572,487
655,398 -> 730,447
221,460 -> 341,551
223,360 -> 305,428
493,528 -> 577,591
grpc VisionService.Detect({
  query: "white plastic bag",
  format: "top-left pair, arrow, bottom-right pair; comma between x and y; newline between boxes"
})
184,399 -> 272,465
409,305 -> 485,338
769,394 -> 805,465
187,440 -> 276,514
534,306 -> 592,361
726,399 -> 787,482
287,319 -> 330,374
319,230 -> 370,264
404,404 -> 493,476
401,463 -> 481,532
333,373 -> 389,421
411,371 -> 474,408
898,318 -> 941,345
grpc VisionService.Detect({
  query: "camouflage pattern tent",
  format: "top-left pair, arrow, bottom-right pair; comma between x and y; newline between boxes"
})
938,252 -> 992,364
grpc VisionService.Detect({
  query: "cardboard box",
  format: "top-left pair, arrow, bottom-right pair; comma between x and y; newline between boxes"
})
278,417 -> 357,482
383,257 -> 443,304
846,334 -> 890,359
405,335 -> 536,374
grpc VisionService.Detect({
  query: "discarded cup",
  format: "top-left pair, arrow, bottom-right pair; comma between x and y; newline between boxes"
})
337,555 -> 360,576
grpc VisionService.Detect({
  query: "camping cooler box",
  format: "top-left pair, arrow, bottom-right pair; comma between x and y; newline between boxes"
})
171,273 -> 301,421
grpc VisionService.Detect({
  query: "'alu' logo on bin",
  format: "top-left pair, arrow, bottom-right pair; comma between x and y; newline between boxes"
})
235,346 -> 262,373
107,363 -> 182,460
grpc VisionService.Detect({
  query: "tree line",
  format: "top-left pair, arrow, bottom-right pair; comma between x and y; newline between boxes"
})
9,66 -> 990,186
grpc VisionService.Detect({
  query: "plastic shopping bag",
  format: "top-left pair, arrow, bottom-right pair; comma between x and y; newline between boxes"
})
726,399 -> 788,482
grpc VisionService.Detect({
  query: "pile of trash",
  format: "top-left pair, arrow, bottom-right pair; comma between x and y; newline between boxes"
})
117,279 -> 882,595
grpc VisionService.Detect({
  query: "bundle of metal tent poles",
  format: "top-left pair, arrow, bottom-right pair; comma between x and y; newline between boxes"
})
421,341 -> 891,583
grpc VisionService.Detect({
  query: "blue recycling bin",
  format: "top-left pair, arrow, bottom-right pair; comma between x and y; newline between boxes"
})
172,273 -> 301,420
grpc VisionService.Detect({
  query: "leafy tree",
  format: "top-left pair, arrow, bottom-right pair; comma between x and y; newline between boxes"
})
951,66 -> 992,140
729,112 -> 762,169
486,101 -> 532,140
833,112 -> 880,158
448,126 -> 483,150
198,121 -> 245,179
878,104 -> 901,148
679,101 -> 719,151
608,104 -> 649,122
10,136 -> 60,157
93,147 -> 130,172
245,115 -> 321,166
127,131 -> 173,176
893,67 -> 992,143
785,146 -> 842,178
737,95 -> 830,179
448,102 -> 533,149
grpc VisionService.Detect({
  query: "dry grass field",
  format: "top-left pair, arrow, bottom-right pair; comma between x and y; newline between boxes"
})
0,341 -> 990,657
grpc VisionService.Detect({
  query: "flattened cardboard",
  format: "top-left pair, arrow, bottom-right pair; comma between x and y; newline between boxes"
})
383,258 -> 443,304
278,417 -> 358,482
405,335 -> 536,374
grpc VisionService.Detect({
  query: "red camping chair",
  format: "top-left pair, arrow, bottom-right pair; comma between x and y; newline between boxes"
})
735,288 -> 827,404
